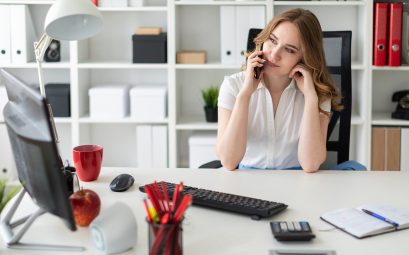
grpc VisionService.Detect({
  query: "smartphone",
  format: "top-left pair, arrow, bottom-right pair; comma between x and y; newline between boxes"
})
254,44 -> 263,80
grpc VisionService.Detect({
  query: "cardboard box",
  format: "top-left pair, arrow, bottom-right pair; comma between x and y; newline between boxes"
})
130,86 -> 167,121
0,86 -> 7,121
89,85 -> 129,118
189,134 -> 217,168
136,27 -> 161,35
176,51 -> 206,64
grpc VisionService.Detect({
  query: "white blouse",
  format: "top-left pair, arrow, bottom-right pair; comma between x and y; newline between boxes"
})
218,72 -> 331,169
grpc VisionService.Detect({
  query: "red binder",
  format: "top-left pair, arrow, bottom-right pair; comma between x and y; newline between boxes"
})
388,2 -> 403,66
373,3 -> 388,66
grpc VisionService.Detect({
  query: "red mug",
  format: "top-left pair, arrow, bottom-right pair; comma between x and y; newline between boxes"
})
73,145 -> 103,182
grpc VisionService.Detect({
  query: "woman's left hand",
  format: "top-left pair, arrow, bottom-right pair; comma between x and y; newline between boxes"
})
289,64 -> 317,98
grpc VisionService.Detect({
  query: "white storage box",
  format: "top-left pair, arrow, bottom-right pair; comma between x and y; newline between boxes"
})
89,86 -> 129,118
130,86 -> 167,121
0,86 -> 8,121
98,0 -> 127,7
189,134 -> 217,168
128,0 -> 145,7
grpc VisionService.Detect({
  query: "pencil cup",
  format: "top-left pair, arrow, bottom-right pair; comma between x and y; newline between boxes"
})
148,220 -> 183,255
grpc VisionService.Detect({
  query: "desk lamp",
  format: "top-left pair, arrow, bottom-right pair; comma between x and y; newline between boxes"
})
35,0 -> 103,142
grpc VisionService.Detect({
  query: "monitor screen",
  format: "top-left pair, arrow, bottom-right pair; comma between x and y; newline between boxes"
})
0,69 -> 76,231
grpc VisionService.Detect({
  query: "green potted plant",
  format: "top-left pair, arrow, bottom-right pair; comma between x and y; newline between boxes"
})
0,178 -> 21,213
201,86 -> 219,122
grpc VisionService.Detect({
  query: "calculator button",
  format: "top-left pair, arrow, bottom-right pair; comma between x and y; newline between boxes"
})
280,222 -> 288,232
300,222 -> 310,231
287,222 -> 295,231
272,223 -> 281,233
293,221 -> 302,231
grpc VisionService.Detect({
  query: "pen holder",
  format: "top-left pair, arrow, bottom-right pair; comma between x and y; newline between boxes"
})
148,219 -> 183,255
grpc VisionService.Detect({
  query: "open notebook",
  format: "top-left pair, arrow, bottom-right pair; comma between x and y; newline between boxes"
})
320,204 -> 409,239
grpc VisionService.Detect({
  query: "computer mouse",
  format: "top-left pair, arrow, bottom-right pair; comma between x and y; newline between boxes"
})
110,174 -> 135,192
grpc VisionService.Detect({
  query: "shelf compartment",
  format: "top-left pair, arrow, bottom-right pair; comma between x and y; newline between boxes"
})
176,115 -> 217,130
78,62 -> 168,69
175,1 -> 268,6
79,116 -> 168,124
98,6 -> 167,12
0,62 -> 71,69
274,1 -> 366,6
372,112 -> 409,126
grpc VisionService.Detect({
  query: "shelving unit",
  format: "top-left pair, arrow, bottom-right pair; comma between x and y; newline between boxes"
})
1,0 -> 406,173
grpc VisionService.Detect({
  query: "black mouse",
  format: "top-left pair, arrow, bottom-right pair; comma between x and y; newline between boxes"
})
110,174 -> 135,192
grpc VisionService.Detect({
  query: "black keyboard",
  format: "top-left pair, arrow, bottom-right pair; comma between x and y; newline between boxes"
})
139,181 -> 288,219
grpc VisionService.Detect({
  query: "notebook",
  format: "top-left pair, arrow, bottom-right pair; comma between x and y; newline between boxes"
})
320,204 -> 409,239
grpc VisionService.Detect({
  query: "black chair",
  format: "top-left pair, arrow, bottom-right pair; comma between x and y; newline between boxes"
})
199,29 -> 352,169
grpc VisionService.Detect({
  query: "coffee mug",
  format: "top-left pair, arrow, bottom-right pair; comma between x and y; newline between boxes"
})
73,145 -> 103,182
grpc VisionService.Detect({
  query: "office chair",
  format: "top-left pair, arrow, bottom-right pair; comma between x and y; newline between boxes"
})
199,29 -> 352,169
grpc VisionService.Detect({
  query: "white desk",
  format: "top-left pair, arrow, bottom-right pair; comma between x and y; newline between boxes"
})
1,168 -> 409,255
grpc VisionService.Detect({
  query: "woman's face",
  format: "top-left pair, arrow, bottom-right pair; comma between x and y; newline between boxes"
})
262,21 -> 303,77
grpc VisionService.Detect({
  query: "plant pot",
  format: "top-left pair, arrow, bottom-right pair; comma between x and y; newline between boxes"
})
204,106 -> 218,122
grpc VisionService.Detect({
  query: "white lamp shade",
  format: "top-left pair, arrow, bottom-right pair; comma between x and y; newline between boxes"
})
44,0 -> 103,41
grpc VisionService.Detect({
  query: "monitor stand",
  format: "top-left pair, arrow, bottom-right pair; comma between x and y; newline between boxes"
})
0,189 -> 84,251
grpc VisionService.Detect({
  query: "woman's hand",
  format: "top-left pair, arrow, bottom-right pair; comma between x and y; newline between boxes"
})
289,64 -> 317,99
241,50 -> 265,97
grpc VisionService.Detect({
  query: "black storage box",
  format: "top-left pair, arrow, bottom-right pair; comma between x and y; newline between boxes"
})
132,33 -> 167,63
45,83 -> 71,117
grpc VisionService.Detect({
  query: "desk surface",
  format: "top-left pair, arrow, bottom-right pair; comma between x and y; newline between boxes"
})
1,168 -> 409,255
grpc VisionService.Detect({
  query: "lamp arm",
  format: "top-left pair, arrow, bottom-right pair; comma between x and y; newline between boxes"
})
34,34 -> 53,97
34,34 -> 59,144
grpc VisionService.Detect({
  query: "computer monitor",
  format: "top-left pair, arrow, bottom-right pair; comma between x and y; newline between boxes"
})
0,69 -> 82,251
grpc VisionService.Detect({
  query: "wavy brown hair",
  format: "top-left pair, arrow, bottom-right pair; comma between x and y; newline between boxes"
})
253,8 -> 343,114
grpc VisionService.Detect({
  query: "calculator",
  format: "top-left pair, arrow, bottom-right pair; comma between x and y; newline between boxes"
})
270,221 -> 315,241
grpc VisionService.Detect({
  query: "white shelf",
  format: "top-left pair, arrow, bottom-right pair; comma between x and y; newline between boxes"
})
371,65 -> 409,71
78,62 -> 168,69
0,0 -> 53,4
176,116 -> 217,130
176,63 -> 241,70
54,118 -> 72,124
175,1 -> 268,6
351,61 -> 365,70
0,62 -> 71,69
273,1 -> 366,6
98,6 -> 167,12
372,112 -> 409,126
79,116 -> 169,124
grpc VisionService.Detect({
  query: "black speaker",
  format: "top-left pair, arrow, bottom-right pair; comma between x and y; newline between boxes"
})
44,40 -> 60,62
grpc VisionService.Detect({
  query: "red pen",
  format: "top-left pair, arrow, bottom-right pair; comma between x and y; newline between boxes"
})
174,194 -> 192,222
143,199 -> 152,222
171,183 -> 181,212
161,181 -> 171,212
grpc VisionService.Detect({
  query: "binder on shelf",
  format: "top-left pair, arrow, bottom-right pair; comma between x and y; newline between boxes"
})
373,2 -> 388,66
371,127 -> 401,171
220,6 -> 265,65
402,10 -> 409,65
236,6 -> 265,65
152,126 -> 168,168
10,5 -> 37,64
136,125 -> 168,168
220,6 -> 236,65
388,2 -> 403,66
136,125 -> 152,168
0,5 -> 11,65
401,128 -> 409,172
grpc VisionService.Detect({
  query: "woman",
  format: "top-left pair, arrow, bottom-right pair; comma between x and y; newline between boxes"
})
216,8 -> 364,172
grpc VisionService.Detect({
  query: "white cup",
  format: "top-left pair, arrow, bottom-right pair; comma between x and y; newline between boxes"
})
90,202 -> 137,254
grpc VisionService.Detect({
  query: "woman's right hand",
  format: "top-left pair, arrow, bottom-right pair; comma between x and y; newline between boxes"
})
241,50 -> 265,97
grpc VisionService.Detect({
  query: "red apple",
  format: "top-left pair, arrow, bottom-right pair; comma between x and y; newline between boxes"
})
69,189 -> 101,227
